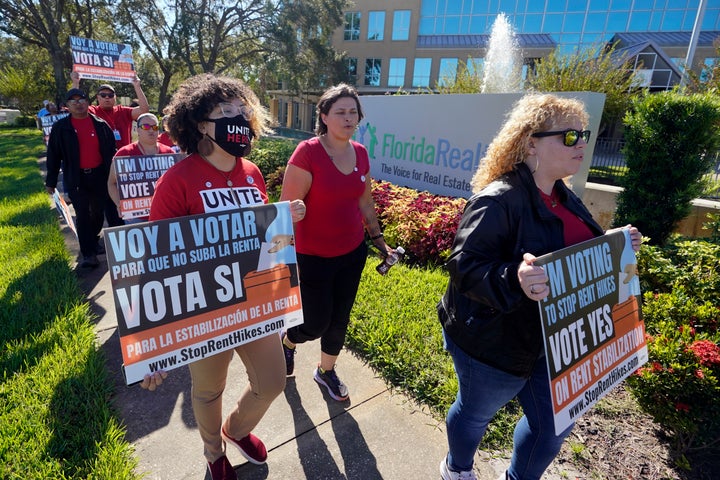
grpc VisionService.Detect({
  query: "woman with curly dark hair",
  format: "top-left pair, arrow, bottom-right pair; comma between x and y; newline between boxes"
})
142,73 -> 305,480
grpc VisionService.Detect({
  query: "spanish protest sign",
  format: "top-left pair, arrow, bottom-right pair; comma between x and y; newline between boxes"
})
41,113 -> 69,146
534,228 -> 648,434
114,153 -> 185,220
69,36 -> 136,83
104,202 -> 303,385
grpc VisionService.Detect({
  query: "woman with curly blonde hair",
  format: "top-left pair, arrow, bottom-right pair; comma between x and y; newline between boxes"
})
438,93 -> 642,480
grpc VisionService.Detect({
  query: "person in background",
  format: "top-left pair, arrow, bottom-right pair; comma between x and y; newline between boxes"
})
142,73 -> 305,480
71,71 -> 150,227
45,88 -> 116,268
107,113 -> 175,223
437,93 -> 642,480
158,115 -> 180,152
279,83 -> 394,402
36,100 -> 50,129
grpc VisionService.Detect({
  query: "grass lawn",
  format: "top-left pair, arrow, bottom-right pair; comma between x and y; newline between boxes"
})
0,128 -> 139,479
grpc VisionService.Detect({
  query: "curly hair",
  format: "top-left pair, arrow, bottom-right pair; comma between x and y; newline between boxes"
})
471,93 -> 589,192
162,73 -> 272,154
315,83 -> 364,136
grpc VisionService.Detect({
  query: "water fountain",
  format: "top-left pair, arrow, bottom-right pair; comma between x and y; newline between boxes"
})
481,13 -> 523,93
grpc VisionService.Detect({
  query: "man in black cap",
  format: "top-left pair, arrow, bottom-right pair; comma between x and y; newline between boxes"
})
70,72 -> 149,227
45,88 -> 117,268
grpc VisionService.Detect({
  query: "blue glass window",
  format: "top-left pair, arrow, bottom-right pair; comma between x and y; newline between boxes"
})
446,1 -> 461,15
499,0 -> 517,12
611,0 -> 632,9
589,0 -> 611,10
346,58 -> 357,85
524,14 -> 543,32
526,1 -> 544,13
634,0 -> 654,8
421,1 -> 437,16
419,18 -> 435,35
661,11 -> 683,30
681,12 -> 695,31
606,12 -> 630,31
392,10 -> 412,40
438,58 -> 459,86
344,12 -> 360,41
413,58 -> 432,87
467,57 -> 484,76
469,15 -> 487,33
543,14 -> 564,33
702,9 -> 720,30
628,11 -> 651,31
364,58 -> 382,86
368,11 -> 385,41
700,58 -> 718,82
388,58 -> 406,87
563,14 -> 585,33
444,16 -> 461,33
585,13 -> 608,32
546,0 -> 565,13
649,11 -> 663,30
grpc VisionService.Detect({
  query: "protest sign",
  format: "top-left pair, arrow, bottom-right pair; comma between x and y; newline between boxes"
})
114,153 -> 185,220
69,36 -> 136,83
52,190 -> 76,237
104,202 -> 303,385
535,228 -> 648,434
41,113 -> 69,146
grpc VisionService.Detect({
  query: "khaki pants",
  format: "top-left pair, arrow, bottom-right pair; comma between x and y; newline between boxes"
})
188,333 -> 286,462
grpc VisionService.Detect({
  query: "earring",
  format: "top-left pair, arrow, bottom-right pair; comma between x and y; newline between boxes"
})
198,134 -> 214,156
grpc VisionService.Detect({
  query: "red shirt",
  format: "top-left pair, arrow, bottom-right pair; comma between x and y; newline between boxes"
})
158,132 -> 175,148
149,153 -> 267,220
289,138 -> 370,257
539,187 -> 595,246
89,105 -> 134,148
114,142 -> 175,157
71,116 -> 102,169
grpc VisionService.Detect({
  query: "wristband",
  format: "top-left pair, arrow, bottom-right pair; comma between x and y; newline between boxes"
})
370,232 -> 384,240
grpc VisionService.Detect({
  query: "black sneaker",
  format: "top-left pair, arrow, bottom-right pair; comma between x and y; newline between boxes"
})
80,254 -> 99,268
313,365 -> 349,401
281,332 -> 295,375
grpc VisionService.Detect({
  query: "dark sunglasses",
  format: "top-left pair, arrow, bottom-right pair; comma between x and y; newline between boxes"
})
138,123 -> 160,131
98,92 -> 115,98
531,129 -> 591,147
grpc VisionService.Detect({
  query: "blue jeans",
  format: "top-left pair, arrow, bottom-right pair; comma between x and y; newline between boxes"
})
443,330 -> 573,480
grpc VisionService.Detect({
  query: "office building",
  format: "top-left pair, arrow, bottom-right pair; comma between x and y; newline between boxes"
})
271,0 -> 720,132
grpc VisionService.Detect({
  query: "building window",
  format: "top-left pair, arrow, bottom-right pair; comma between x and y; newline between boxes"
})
388,58 -> 406,87
438,58 -> 459,86
346,57 -> 358,85
392,10 -> 411,40
368,11 -> 385,41
365,58 -> 382,86
412,58 -> 432,87
344,12 -> 360,41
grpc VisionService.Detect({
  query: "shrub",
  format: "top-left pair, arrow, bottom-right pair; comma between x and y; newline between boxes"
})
247,137 -> 298,177
12,116 -> 38,128
614,91 -> 720,246
371,180 -> 466,265
627,239 -> 720,458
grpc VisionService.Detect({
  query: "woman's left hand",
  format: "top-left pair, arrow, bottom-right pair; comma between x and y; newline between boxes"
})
289,199 -> 306,223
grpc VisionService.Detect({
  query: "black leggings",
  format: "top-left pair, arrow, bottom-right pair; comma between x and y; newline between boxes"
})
286,241 -> 367,356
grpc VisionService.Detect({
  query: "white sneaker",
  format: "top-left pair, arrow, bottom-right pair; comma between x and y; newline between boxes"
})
439,457 -> 478,480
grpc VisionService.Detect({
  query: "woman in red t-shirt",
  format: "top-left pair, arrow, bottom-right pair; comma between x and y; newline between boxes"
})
107,113 -> 176,222
279,84 -> 394,402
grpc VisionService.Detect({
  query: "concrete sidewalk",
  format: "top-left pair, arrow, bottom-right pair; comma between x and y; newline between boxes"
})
59,223 -> 580,480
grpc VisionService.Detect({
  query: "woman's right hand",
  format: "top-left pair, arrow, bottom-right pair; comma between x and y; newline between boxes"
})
518,253 -> 549,300
139,371 -> 168,391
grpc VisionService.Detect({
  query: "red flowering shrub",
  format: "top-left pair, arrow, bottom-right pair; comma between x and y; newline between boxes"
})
371,180 -> 466,265
627,237 -> 720,457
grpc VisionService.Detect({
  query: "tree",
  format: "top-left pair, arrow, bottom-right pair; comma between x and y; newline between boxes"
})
526,43 -> 642,135
0,0 -> 116,103
613,91 -> 720,246
436,57 -> 483,94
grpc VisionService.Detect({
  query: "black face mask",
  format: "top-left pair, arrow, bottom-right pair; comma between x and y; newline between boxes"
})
206,115 -> 254,157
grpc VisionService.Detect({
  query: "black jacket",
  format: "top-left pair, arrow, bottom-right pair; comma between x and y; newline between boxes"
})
45,113 -> 116,192
438,163 -> 604,377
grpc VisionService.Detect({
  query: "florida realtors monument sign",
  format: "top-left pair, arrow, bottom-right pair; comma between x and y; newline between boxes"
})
356,92 -> 605,199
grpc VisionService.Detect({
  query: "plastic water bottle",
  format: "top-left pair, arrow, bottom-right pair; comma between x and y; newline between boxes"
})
376,246 -> 405,275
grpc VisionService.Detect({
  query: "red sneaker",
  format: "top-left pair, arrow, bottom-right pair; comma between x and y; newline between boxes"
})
207,455 -> 237,480
221,427 -> 267,465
